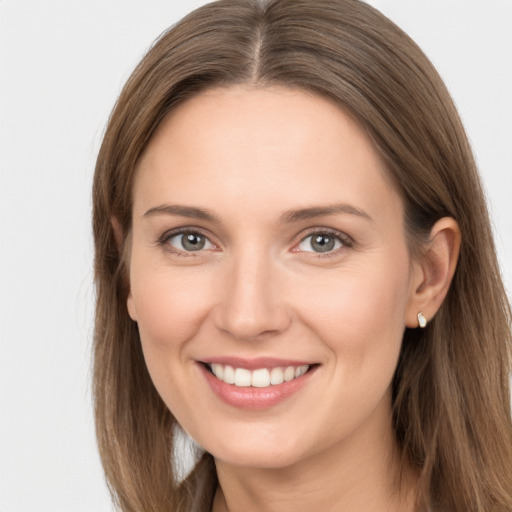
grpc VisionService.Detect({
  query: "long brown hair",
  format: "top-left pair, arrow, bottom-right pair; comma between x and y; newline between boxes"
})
92,1 -> 512,510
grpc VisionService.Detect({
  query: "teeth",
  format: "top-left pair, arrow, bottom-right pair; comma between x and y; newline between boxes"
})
211,363 -> 224,380
284,366 -> 295,381
270,367 -> 284,385
209,363 -> 309,388
234,368 -> 251,387
223,365 -> 235,384
295,365 -> 308,377
251,368 -> 270,387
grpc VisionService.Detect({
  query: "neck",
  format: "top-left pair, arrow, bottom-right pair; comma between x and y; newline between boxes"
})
212,405 -> 418,512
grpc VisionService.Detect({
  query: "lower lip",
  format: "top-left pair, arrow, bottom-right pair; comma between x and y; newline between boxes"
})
199,364 -> 316,410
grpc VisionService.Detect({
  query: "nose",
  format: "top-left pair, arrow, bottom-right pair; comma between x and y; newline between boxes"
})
212,249 -> 291,341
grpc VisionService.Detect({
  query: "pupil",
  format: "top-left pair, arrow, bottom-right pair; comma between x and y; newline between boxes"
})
312,235 -> 334,253
182,233 -> 205,251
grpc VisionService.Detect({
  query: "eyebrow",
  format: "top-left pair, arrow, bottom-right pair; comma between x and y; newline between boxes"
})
143,204 -> 217,221
279,204 -> 373,223
143,202 -> 372,223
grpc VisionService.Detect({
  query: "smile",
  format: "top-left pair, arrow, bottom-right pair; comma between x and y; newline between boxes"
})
199,359 -> 318,409
208,363 -> 310,388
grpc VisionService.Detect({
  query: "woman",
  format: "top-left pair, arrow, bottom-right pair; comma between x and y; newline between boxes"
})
92,0 -> 512,510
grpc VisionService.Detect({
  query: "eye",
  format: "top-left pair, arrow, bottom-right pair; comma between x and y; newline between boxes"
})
166,231 -> 215,252
297,232 -> 345,254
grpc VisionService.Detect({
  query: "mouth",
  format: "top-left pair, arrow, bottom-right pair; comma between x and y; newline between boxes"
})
197,357 -> 319,409
204,362 -> 314,388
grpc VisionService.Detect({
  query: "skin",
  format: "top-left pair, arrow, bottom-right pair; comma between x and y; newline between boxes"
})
125,86 -> 460,512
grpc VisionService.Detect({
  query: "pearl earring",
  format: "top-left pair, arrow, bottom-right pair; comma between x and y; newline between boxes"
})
417,312 -> 427,328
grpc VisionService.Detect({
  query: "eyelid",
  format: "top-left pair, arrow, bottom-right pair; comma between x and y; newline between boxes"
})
291,227 -> 354,256
156,225 -> 353,258
158,226 -> 219,255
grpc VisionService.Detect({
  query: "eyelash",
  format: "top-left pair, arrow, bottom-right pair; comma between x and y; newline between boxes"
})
295,228 -> 354,258
158,227 -> 354,258
158,227 -> 216,257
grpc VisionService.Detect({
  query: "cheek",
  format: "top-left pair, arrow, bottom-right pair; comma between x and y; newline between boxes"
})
128,266 -> 217,417
285,253 -> 411,444
130,264 -> 213,346
295,251 -> 411,367
127,258 -> 220,405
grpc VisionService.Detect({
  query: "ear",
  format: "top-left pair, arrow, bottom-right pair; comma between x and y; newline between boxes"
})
111,216 -> 138,322
406,217 -> 461,328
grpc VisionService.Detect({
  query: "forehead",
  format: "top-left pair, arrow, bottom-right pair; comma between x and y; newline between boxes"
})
133,85 -> 402,225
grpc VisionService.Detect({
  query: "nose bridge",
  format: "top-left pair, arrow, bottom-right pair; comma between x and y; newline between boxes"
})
214,244 -> 289,340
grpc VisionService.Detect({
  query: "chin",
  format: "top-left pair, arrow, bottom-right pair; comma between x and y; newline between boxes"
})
213,446 -> 305,470
198,427 -> 311,470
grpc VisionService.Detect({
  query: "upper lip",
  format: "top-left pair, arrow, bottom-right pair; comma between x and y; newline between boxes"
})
199,356 -> 316,370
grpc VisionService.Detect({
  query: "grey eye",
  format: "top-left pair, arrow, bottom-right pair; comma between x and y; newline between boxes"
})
298,234 -> 342,253
168,232 -> 213,252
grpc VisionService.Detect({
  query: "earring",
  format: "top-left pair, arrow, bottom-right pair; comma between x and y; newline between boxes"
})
417,312 -> 427,328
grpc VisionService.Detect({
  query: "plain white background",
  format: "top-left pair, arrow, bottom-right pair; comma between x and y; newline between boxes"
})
0,1 -> 511,511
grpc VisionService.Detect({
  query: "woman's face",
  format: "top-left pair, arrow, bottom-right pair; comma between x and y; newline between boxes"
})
127,86 -> 421,469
